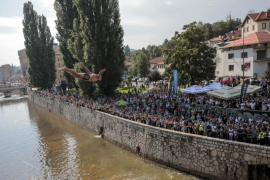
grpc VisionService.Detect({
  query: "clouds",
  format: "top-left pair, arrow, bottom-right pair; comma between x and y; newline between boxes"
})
207,1 -> 216,6
0,17 -> 23,28
1,0 -> 270,66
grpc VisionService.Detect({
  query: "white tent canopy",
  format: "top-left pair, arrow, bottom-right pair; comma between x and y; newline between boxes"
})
201,86 -> 211,92
234,84 -> 262,94
181,85 -> 204,94
207,86 -> 242,100
204,82 -> 223,90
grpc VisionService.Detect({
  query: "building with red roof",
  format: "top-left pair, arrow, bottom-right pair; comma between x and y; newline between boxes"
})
150,57 -> 168,74
240,11 -> 270,38
124,61 -> 132,68
213,11 -> 270,79
217,31 -> 270,79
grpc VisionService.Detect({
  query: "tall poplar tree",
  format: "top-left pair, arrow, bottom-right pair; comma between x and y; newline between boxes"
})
72,0 -> 125,95
54,0 -> 79,89
68,18 -> 96,97
23,1 -> 56,89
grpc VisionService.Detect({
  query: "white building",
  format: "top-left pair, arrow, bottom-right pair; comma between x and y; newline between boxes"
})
220,33 -> 270,79
150,57 -> 169,75
215,11 -> 270,80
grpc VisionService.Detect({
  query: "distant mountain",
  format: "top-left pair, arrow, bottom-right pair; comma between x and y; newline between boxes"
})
130,49 -> 136,52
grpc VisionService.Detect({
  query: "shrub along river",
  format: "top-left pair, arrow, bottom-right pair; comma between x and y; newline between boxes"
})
0,97 -> 202,180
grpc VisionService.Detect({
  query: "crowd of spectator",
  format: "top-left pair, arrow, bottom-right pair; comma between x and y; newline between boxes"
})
31,84 -> 270,146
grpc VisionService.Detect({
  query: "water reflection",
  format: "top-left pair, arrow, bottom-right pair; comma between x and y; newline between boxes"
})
0,99 -> 202,180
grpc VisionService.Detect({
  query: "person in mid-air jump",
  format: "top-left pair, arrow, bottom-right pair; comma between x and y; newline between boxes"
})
58,62 -> 106,82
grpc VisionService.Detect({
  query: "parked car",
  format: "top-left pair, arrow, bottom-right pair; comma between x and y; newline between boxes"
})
138,78 -> 143,82
131,78 -> 137,82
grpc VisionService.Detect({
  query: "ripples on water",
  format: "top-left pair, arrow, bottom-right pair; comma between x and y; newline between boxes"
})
0,98 -> 203,180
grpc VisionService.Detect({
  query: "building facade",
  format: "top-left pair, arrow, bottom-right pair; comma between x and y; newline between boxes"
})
18,43 -> 66,83
0,64 -> 14,81
213,11 -> 270,79
150,57 -> 170,75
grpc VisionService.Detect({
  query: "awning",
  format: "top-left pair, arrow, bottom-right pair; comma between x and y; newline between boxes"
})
234,84 -> 262,94
207,86 -> 241,100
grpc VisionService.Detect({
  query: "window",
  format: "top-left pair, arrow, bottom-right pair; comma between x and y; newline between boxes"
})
247,27 -> 249,32
229,65 -> 234,71
58,58 -> 59,61
228,53 -> 234,59
268,63 -> 270,68
257,50 -> 266,59
241,52 -> 248,58
252,25 -> 255,31
60,75 -> 62,78
241,64 -> 245,71
262,23 -> 266,29
58,63 -> 60,67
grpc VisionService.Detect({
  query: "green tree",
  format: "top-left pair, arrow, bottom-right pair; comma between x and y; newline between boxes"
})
23,2 -> 56,89
151,46 -> 162,59
147,45 -> 155,56
60,80 -> 67,91
68,18 -> 96,97
130,63 -> 138,77
73,0 -> 125,96
163,22 -> 216,85
124,75 -> 132,91
142,47 -> 150,59
134,52 -> 150,78
54,0 -> 80,89
267,8 -> 270,13
124,44 -> 131,56
147,70 -> 161,83
162,39 -> 177,50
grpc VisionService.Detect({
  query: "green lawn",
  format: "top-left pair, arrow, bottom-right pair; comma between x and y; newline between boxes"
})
117,86 -> 149,93
65,89 -> 80,94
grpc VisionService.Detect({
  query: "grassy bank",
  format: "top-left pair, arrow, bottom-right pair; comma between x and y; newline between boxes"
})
117,86 -> 149,93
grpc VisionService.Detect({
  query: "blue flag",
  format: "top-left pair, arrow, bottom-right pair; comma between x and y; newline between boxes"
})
173,70 -> 178,94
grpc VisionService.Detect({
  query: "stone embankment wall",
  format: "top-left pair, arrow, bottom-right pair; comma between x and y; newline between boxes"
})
29,92 -> 270,180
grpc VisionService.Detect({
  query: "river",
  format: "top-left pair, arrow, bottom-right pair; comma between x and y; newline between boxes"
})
0,97 -> 202,180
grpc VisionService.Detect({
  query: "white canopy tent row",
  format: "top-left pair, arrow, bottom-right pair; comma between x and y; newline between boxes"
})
207,85 -> 262,100
181,83 -> 224,94
181,85 -> 207,94
234,84 -> 262,94
207,86 -> 241,100
204,82 -> 223,90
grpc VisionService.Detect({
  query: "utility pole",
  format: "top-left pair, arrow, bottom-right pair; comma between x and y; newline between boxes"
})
243,27 -> 245,81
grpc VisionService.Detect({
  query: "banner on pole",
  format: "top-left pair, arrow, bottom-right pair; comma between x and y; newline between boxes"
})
245,63 -> 251,69
173,70 -> 178,94
123,71 -> 127,80
240,79 -> 250,103
169,80 -> 173,97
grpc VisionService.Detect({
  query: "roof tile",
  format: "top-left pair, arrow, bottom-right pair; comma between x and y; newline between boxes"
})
222,32 -> 270,48
150,57 -> 165,64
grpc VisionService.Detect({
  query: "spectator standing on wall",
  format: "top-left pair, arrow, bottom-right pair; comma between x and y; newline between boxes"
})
251,127 -> 257,144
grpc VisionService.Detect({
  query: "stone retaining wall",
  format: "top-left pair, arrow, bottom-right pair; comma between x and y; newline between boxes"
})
29,92 -> 270,180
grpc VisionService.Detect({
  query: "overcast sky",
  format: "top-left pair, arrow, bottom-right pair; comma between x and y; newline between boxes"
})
0,0 -> 269,66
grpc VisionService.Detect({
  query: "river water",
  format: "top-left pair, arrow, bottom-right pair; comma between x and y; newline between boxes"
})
0,96 -> 201,180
